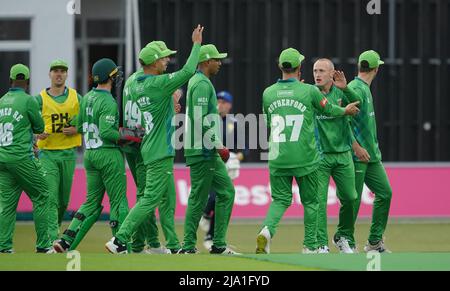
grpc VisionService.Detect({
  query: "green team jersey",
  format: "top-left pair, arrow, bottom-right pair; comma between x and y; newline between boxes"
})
122,69 -> 144,155
315,85 -> 361,153
184,71 -> 221,165
76,88 -> 120,150
132,43 -> 200,165
0,88 -> 44,162
348,77 -> 382,162
262,79 -> 346,176
35,87 -> 83,160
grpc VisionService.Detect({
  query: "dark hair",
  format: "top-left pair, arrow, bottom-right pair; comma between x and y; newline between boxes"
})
359,60 -> 376,73
15,73 -> 26,80
96,80 -> 110,85
279,61 -> 300,73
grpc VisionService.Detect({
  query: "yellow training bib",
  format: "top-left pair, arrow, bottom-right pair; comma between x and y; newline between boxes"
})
37,87 -> 82,150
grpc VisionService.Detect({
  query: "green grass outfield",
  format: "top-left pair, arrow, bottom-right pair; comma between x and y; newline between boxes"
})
1,221 -> 450,271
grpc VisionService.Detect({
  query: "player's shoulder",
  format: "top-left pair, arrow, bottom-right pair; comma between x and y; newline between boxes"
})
190,77 -> 212,93
33,93 -> 43,102
348,79 -> 366,95
21,92 -> 40,108
85,89 -> 108,105
152,70 -> 180,85
81,90 -> 93,101
17,90 -> 34,100
102,92 -> 116,105
65,87 -> 83,101
66,86 -> 78,93
0,90 -> 25,107
331,85 -> 346,97
190,71 -> 209,84
288,82 -> 319,98
347,78 -> 361,89
10,88 -> 31,97
135,73 -> 163,91
126,69 -> 144,84
262,83 -> 280,105
347,79 -> 356,86
263,82 -> 280,95
301,82 -> 318,91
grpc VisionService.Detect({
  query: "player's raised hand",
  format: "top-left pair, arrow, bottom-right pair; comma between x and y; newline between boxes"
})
344,101 -> 360,116
333,70 -> 348,90
192,24 -> 204,44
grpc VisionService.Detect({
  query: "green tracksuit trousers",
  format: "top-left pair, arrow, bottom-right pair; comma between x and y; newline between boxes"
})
126,152 -> 180,251
0,158 -> 51,251
316,151 -> 357,247
115,157 -> 180,250
61,148 -> 129,245
182,157 -> 235,250
350,161 -> 392,247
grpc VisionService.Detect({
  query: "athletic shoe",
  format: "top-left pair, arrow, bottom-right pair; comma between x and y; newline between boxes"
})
333,237 -> 354,254
203,239 -> 213,251
0,249 -> 14,254
255,226 -> 271,254
352,246 -> 359,253
317,245 -> 330,254
144,246 -> 171,254
177,248 -> 199,254
169,248 -> 181,254
210,245 -> 241,255
364,240 -> 391,253
36,247 -> 57,254
53,239 -> 71,253
105,237 -> 128,254
302,247 -> 318,254
199,215 -> 211,232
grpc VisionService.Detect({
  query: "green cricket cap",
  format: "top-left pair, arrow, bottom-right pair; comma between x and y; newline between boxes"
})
50,59 -> 69,71
10,64 -> 30,80
139,41 -> 177,65
198,44 -> 227,63
92,58 -> 119,84
358,50 -> 384,69
279,48 -> 305,69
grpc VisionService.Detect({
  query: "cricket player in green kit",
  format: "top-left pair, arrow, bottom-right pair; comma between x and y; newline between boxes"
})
256,48 -> 360,254
349,50 -> 392,253
35,59 -> 83,243
105,25 -> 204,254
122,52 -> 183,254
181,44 -> 237,255
53,58 -> 130,252
313,59 -> 361,253
0,64 -> 54,253
121,67 -> 161,254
